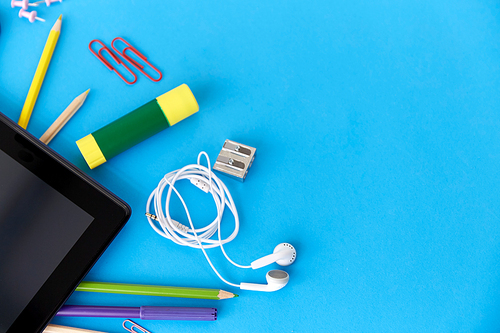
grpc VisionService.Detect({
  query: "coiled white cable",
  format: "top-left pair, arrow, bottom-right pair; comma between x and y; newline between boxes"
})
146,152 -> 251,287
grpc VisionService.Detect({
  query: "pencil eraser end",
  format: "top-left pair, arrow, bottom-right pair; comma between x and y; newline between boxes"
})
76,134 -> 106,169
156,84 -> 199,126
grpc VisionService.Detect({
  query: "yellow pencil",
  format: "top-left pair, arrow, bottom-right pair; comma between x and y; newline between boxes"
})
40,89 -> 90,144
18,15 -> 62,129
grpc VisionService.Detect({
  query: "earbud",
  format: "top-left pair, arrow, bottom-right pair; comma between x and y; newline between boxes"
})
251,243 -> 296,269
241,244 -> 296,292
240,270 -> 289,292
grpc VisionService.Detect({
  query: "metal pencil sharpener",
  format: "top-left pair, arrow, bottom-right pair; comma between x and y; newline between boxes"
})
213,140 -> 256,182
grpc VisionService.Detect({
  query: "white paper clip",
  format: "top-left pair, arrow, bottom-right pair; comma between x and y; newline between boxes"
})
123,320 -> 151,333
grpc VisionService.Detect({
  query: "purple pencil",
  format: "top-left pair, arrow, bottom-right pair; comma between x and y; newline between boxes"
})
57,305 -> 217,321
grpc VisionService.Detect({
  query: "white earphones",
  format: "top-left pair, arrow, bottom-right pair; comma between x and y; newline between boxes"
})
237,243 -> 296,292
146,152 -> 297,292
251,243 -> 297,269
240,270 -> 290,292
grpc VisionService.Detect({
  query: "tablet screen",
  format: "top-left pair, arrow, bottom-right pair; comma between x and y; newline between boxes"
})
0,111 -> 131,333
0,149 -> 95,331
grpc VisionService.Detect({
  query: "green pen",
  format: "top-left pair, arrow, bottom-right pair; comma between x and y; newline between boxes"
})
76,281 -> 238,300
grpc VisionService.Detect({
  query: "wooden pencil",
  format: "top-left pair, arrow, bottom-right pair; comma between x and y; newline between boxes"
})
18,15 -> 62,129
40,89 -> 90,144
43,324 -> 106,333
76,281 -> 238,300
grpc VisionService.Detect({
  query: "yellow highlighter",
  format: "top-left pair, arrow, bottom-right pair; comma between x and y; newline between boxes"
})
18,15 -> 62,129
76,84 -> 199,169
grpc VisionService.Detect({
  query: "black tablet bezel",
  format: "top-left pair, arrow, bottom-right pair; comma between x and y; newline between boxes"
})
0,112 -> 131,333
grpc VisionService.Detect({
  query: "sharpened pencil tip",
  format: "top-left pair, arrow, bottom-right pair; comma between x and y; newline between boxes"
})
51,15 -> 62,31
234,294 -> 239,298
58,14 -> 62,20
85,89 -> 90,95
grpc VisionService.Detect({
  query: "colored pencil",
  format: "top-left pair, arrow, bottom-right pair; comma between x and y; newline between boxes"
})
40,89 -> 90,144
76,281 -> 238,300
43,324 -> 106,333
56,305 -> 217,321
18,15 -> 62,129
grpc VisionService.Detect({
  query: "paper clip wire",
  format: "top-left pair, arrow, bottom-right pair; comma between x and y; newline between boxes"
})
89,39 -> 138,85
123,319 -> 151,333
111,37 -> 163,82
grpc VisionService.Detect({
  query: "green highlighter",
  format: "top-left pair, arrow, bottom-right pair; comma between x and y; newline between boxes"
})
76,84 -> 198,169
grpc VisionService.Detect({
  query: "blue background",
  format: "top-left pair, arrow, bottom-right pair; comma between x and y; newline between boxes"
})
1,0 -> 500,332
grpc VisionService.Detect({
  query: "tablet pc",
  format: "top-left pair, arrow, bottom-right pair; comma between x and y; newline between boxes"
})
0,112 -> 131,333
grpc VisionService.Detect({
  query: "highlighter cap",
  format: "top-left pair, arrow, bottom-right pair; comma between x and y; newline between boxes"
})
76,134 -> 106,169
156,84 -> 199,126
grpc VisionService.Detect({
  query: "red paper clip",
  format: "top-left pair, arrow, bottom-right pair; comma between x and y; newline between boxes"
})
111,37 -> 162,82
89,39 -> 137,85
